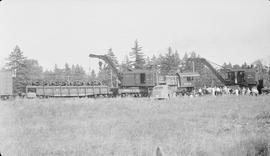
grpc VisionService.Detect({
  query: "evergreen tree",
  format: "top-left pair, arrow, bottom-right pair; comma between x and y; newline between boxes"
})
190,51 -> 197,58
106,48 -> 119,67
148,54 -> 160,70
144,54 -> 159,70
180,51 -> 204,73
151,54 -> 158,66
97,65 -> 107,85
233,64 -> 241,69
120,55 -> 132,72
90,69 -> 96,80
5,46 -> 43,93
6,45 -> 26,75
182,52 -> 189,61
241,62 -> 248,69
73,64 -> 86,80
130,40 -> 145,69
227,62 -> 233,69
145,56 -> 151,68
159,47 -> 181,75
43,69 -> 54,82
64,63 -> 71,78
6,46 -> 27,94
23,59 -> 43,80
181,52 -> 189,72
53,64 -> 64,81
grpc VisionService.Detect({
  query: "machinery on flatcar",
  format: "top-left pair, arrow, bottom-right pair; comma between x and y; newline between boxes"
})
188,58 -> 270,94
89,53 -> 158,97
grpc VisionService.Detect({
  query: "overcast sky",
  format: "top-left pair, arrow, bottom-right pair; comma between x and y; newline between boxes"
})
1,0 -> 270,73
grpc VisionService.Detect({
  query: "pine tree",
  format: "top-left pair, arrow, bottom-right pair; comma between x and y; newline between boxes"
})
227,62 -> 233,69
130,40 -> 145,69
6,45 -> 26,75
43,69 -> 54,83
106,48 -> 119,67
159,47 -> 181,75
97,65 -> 107,85
190,51 -> 197,58
145,56 -> 154,70
5,46 -> 44,93
241,62 -> 247,69
151,55 -> 158,66
90,69 -> 96,80
119,55 -> 131,72
64,63 -> 71,77
180,52 -> 189,72
74,64 -> 86,81
23,59 -> 43,81
53,64 -> 64,81
233,64 -> 241,69
6,46 -> 27,94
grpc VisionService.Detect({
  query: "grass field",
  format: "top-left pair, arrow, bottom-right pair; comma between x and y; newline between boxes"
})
0,95 -> 270,156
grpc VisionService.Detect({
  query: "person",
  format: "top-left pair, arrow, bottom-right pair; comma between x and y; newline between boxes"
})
223,86 -> 228,95
246,88 -> 251,95
242,87 -> 246,95
216,87 -> 221,96
207,87 -> 212,94
252,87 -> 258,96
198,88 -> 203,96
212,87 -> 216,96
156,147 -> 163,156
235,88 -> 239,96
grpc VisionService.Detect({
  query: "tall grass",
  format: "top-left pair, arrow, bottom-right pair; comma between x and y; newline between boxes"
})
0,95 -> 270,156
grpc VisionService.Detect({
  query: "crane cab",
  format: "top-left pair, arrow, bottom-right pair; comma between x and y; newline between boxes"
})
121,70 -> 158,87
226,69 -> 257,87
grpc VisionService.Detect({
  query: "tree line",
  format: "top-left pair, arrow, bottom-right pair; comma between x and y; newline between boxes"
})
2,41 -> 268,94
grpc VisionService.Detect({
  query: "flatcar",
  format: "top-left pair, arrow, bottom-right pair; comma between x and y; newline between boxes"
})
26,85 -> 112,98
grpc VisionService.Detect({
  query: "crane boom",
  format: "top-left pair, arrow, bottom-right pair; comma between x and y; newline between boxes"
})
189,58 -> 233,86
89,54 -> 123,81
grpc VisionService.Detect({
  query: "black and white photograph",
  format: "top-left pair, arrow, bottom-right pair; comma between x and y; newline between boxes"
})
0,0 -> 270,155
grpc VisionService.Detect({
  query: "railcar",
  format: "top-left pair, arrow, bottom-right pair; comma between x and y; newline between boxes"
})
26,85 -> 112,98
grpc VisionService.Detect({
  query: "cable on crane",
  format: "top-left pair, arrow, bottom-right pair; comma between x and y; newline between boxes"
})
206,59 -> 232,71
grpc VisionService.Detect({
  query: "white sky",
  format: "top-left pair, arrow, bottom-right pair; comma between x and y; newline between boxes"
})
1,0 -> 270,73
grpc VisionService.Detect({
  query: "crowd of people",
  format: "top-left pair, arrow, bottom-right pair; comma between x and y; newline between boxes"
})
191,86 -> 261,97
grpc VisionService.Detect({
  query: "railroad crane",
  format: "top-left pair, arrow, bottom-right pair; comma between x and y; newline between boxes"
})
89,53 -> 158,97
89,54 -> 124,84
188,58 -> 266,94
